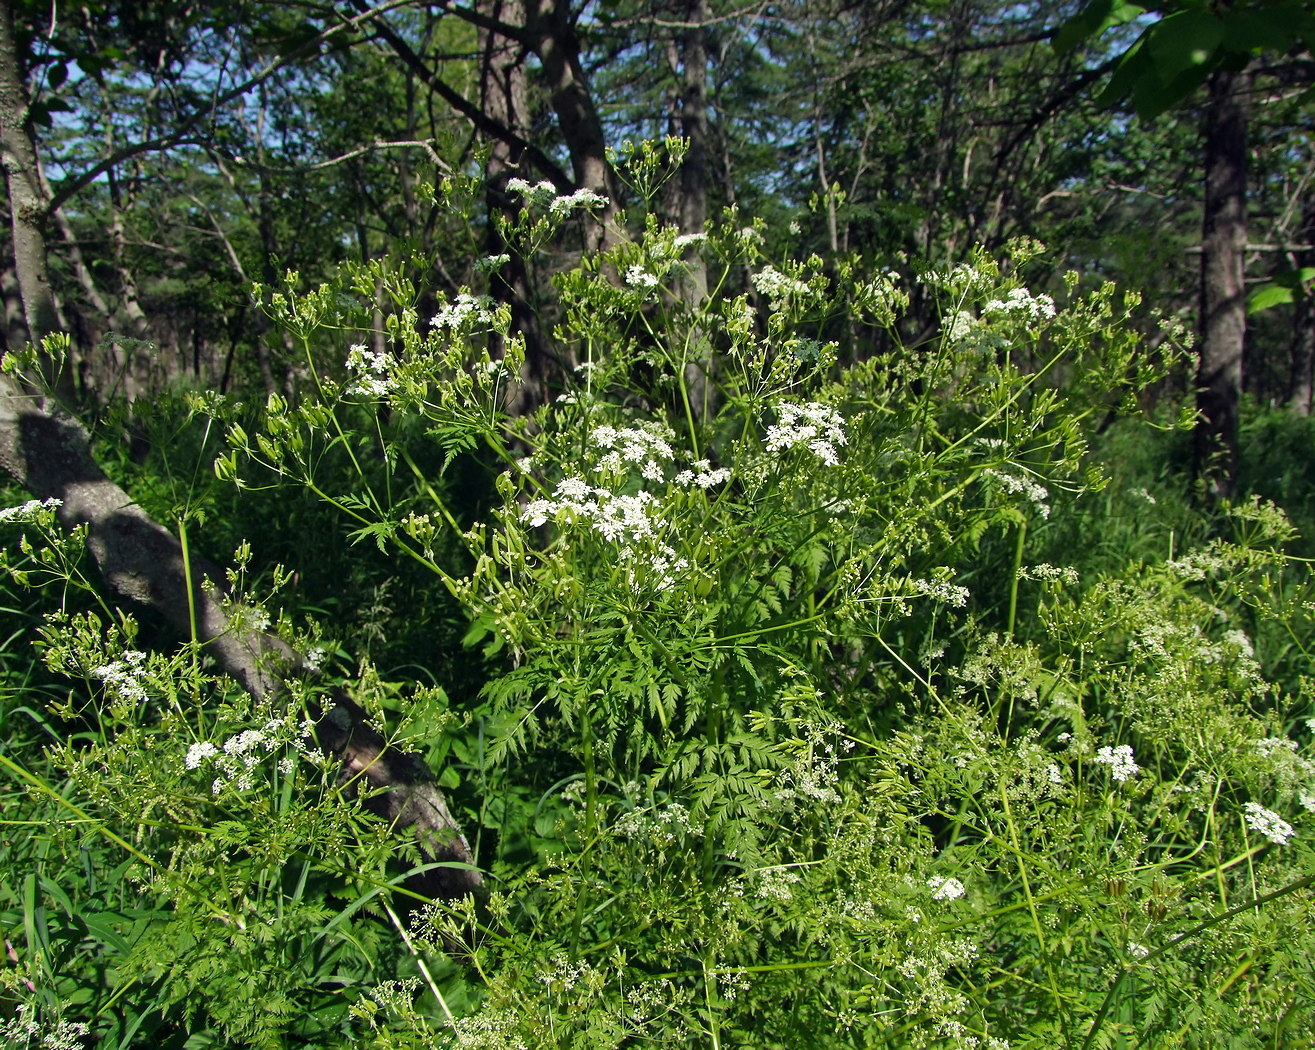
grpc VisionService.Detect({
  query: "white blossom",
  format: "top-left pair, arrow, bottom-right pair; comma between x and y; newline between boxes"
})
911,575 -> 970,607
764,400 -> 847,466
927,875 -> 966,901
751,265 -> 812,309
345,343 -> 394,398
1243,802 -> 1295,845
1094,744 -> 1139,782
984,468 -> 1050,518
432,292 -> 497,332
624,265 -> 659,290
983,286 -> 1056,320
185,741 -> 219,769
549,188 -> 608,216
91,650 -> 149,705
0,497 -> 62,522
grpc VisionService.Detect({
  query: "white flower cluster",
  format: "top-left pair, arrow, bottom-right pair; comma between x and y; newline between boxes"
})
432,292 -> 497,332
983,286 -> 1056,320
185,717 -> 313,793
92,649 -> 149,705
346,343 -> 395,398
1164,546 -> 1233,581
548,187 -> 608,216
983,468 -> 1050,518
505,177 -> 556,200
1016,563 -> 1079,586
764,400 -> 847,466
624,265 -> 659,291
1255,736 -> 1297,758
504,178 -> 608,218
591,423 -> 675,481
1243,801 -> 1295,845
927,875 -> 966,901
774,720 -> 848,807
754,866 -> 803,903
921,261 -> 993,292
0,1009 -> 89,1050
946,310 -> 977,342
674,460 -> 730,489
520,478 -> 688,589
751,265 -> 812,310
911,575 -> 970,607
521,478 -> 654,541
1222,628 -> 1255,658
1093,744 -> 1139,782
0,497 -> 62,522
613,802 -> 694,846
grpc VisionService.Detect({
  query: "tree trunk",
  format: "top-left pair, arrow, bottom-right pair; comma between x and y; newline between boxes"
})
528,0 -> 618,248
479,0 -> 557,415
674,0 -> 712,419
1288,194 -> 1315,416
1194,67 -> 1250,499
0,0 -> 71,398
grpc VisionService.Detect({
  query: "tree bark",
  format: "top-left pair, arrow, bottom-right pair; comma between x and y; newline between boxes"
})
673,0 -> 712,419
528,0 -> 619,248
0,0 -> 70,397
1288,194 -> 1315,416
1194,67 -> 1250,499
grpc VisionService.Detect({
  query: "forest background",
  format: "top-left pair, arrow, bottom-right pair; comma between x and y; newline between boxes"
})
3,0 -> 1315,1047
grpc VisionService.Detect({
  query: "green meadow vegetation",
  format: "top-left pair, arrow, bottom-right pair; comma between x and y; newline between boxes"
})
5,154 -> 1315,1047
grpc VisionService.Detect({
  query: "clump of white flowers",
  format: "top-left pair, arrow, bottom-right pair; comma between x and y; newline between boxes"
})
0,497 -> 62,522
184,716 -> 315,793
764,400 -> 847,466
432,292 -> 498,332
751,266 -> 813,310
624,265 -> 659,291
92,649 -> 149,705
591,423 -> 675,481
505,177 -> 608,218
1016,563 -> 1079,586
1243,802 -> 1295,845
983,468 -> 1050,518
983,286 -> 1056,320
927,875 -> 966,902
674,460 -> 730,489
549,187 -> 608,217
1093,744 -> 1139,782
911,575 -> 970,607
346,343 -> 395,398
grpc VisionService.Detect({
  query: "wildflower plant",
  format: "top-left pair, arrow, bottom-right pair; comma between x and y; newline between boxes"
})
5,160 -> 1315,1047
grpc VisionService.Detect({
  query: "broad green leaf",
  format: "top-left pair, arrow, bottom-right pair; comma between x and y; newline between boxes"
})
1146,10 -> 1225,79
1053,0 -> 1148,54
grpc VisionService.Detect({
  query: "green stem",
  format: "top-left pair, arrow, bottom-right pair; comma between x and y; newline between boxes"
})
1006,518 -> 1027,639
999,781 -> 1071,1046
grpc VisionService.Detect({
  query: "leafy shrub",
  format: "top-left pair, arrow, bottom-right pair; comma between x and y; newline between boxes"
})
4,169 -> 1314,1048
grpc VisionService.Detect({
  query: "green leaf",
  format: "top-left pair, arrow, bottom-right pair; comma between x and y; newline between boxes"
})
1054,0 -> 1147,54
1146,10 -> 1225,79
1248,284 -> 1297,313
1247,268 -> 1315,313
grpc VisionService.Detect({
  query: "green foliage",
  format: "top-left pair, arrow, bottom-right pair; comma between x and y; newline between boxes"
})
1057,0 -> 1315,117
5,177 -> 1315,1047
